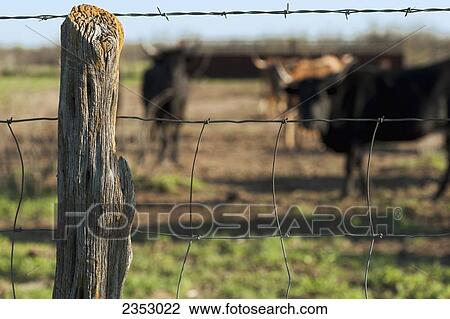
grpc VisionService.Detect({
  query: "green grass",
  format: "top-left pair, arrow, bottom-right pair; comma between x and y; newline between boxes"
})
422,152 -> 447,171
0,168 -> 57,226
0,237 -> 55,298
0,75 -> 58,95
391,151 -> 446,172
0,74 -> 59,109
0,62 -> 147,92
0,168 -> 55,199
0,174 -> 207,227
0,236 -> 448,298
0,196 -> 56,226
0,65 -> 261,101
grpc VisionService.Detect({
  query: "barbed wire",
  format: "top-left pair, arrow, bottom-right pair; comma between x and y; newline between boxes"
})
1,6 -> 450,21
1,116 -> 449,299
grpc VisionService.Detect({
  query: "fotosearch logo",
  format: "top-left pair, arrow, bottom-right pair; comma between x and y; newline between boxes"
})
52,202 -> 403,240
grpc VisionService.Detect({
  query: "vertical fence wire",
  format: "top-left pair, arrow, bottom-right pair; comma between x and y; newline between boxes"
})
271,120 -> 292,298
363,117 -> 383,299
6,119 -> 25,299
176,119 -> 209,299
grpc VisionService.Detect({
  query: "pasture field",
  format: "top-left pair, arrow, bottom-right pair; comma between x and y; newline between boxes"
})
0,70 -> 449,298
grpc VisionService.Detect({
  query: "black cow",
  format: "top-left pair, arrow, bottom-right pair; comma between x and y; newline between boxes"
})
286,59 -> 450,199
142,46 -> 190,163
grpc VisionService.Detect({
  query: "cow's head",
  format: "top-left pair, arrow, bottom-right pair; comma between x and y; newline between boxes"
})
252,56 -> 293,87
285,76 -> 337,130
141,41 -> 198,73
156,48 -> 188,72
284,55 -> 356,130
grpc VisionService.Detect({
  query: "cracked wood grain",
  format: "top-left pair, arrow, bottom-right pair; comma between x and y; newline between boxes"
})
53,4 -> 135,299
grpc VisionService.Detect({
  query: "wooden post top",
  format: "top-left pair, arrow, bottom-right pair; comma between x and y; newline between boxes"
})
66,4 -> 124,51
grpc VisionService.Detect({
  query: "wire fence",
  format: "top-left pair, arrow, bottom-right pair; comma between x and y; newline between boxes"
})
1,6 -> 450,21
1,116 -> 450,299
1,3 -> 450,300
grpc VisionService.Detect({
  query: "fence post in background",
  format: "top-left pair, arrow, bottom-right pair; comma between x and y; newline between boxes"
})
53,5 -> 135,298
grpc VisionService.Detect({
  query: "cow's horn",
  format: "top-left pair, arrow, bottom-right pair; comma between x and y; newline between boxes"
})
252,56 -> 269,70
341,53 -> 354,65
275,61 -> 293,85
140,43 -> 159,57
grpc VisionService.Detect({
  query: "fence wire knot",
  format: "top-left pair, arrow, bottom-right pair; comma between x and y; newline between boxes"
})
405,7 -> 412,17
39,15 -> 51,21
221,11 -> 227,19
284,3 -> 290,19
345,9 -> 351,20
157,7 -> 169,21
281,117 -> 288,125
6,117 -> 13,125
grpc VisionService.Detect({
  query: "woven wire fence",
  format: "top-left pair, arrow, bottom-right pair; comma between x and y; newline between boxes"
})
1,116 -> 450,299
1,3 -> 450,300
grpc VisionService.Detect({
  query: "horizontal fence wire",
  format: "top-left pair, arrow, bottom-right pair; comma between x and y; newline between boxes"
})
1,116 -> 449,299
1,6 -> 450,21
2,228 -> 450,239
1,116 -> 450,124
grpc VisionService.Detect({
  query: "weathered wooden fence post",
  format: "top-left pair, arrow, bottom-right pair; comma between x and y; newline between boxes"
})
53,4 -> 135,298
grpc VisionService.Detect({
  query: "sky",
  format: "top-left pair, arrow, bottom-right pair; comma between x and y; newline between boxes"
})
1,0 -> 450,47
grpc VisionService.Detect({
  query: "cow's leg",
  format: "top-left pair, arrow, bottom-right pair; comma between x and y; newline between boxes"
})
267,95 -> 277,118
147,104 -> 157,138
341,146 -> 358,198
170,123 -> 181,164
355,148 -> 367,197
258,97 -> 268,117
434,131 -> 450,200
284,123 -> 296,151
138,106 -> 151,163
150,120 -> 158,143
157,124 -> 168,163
313,130 -> 325,152
286,94 -> 299,150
